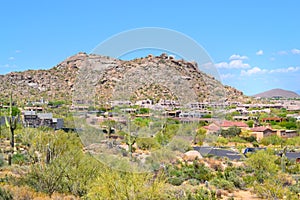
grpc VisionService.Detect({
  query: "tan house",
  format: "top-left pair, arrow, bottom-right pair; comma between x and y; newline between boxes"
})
203,123 -> 221,134
203,120 -> 248,134
277,130 -> 298,138
250,126 -> 276,141
250,126 -> 298,140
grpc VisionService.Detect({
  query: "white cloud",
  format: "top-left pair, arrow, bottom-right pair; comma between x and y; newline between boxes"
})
220,73 -> 235,79
216,59 -> 250,69
0,64 -> 16,68
274,48 -> 300,56
241,67 -> 267,76
8,56 -> 15,60
215,62 -> 228,68
277,50 -> 288,55
216,53 -> 250,69
201,62 -> 214,68
241,66 -> 300,76
291,48 -> 300,55
269,66 -> 300,73
229,54 -> 248,60
229,60 -> 250,69
256,50 -> 263,56
15,50 -> 21,53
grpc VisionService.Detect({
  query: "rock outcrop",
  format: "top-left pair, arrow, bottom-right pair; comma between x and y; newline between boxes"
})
0,52 -> 251,104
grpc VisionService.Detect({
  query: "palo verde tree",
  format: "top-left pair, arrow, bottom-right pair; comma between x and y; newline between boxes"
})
5,92 -> 18,149
193,127 -> 207,145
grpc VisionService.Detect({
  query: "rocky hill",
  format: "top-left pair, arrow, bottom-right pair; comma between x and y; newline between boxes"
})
0,52 -> 250,105
253,88 -> 300,98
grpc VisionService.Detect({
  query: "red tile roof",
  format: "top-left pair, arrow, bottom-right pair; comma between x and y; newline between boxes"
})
251,126 -> 272,132
221,120 -> 248,128
261,117 -> 283,121
203,124 -> 221,131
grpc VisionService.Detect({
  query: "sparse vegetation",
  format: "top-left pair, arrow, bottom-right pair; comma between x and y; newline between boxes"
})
0,53 -> 299,199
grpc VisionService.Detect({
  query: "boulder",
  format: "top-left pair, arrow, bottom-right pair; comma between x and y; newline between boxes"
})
183,150 -> 202,161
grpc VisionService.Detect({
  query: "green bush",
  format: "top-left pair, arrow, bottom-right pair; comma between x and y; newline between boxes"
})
211,177 -> 235,191
224,168 -> 245,189
168,138 -> 191,153
289,183 -> 300,194
137,108 -> 149,114
246,120 -> 254,128
285,137 -> 300,146
220,126 -> 241,138
243,135 -> 257,143
12,153 -> 28,165
190,187 -> 217,200
216,137 -> 228,145
188,178 -> 200,186
229,136 -> 247,143
168,176 -> 185,186
166,161 -> 214,186
48,100 -> 65,106
136,137 -> 160,150
0,154 -> 4,167
260,135 -> 283,146
0,187 -> 13,200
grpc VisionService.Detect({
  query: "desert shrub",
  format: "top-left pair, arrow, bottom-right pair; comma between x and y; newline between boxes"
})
229,136 -> 247,143
220,126 -> 241,138
25,150 -> 101,197
211,177 -> 235,191
0,187 -> 13,200
137,108 -> 149,114
190,187 -> 217,200
155,123 -> 179,146
285,136 -> 300,146
289,183 -> 300,195
224,167 -> 245,189
3,186 -> 35,200
23,131 -> 101,197
166,161 -> 214,186
136,137 -> 160,150
242,135 -> 257,143
207,159 -> 223,171
246,120 -> 254,128
168,176 -> 185,186
145,148 -> 177,170
286,161 -> 300,174
260,135 -> 283,146
216,137 -> 228,145
12,153 -> 28,165
245,149 -> 279,185
252,176 -> 298,200
168,138 -> 191,153
187,178 -> 200,186
86,169 -> 167,200
252,141 -> 259,147
0,154 -> 4,167
205,134 -> 218,144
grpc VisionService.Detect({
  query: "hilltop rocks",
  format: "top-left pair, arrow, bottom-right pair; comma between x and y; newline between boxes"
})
0,52 -> 251,103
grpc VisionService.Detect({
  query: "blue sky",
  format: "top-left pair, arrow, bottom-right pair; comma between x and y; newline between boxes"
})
1,0 -> 299,95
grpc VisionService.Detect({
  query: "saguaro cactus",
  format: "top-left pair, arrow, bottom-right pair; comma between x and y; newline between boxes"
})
5,93 -> 18,149
281,146 -> 287,173
125,133 -> 136,159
